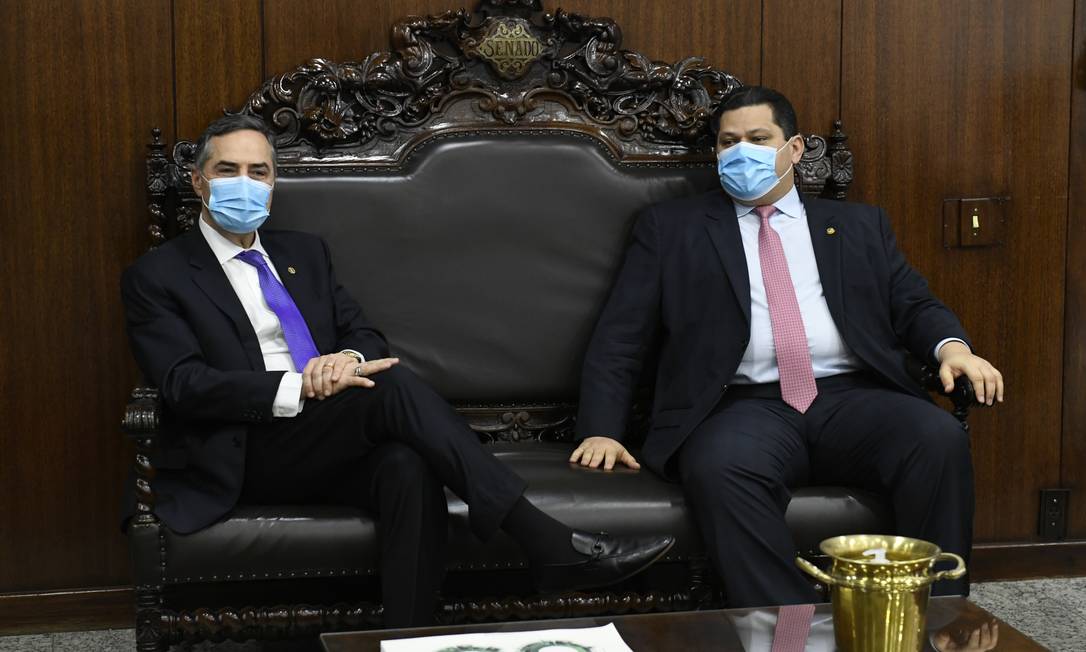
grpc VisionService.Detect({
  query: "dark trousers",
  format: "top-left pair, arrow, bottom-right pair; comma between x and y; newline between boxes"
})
676,373 -> 974,608
240,365 -> 527,626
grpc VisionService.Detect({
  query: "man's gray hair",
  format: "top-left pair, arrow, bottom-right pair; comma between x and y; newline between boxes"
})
193,114 -> 277,172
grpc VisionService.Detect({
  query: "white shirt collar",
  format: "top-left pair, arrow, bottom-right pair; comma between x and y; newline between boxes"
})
198,216 -> 270,265
732,186 -> 803,219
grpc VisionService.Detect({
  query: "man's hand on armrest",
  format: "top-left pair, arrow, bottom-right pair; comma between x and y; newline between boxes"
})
937,341 -> 1004,406
570,436 -> 641,471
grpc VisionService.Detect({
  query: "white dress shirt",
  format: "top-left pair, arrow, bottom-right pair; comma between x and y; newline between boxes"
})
199,218 -> 307,417
730,188 -> 963,385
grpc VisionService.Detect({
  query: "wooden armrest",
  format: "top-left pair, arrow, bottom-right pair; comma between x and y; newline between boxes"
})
123,386 -> 160,439
122,385 -> 161,524
904,357 -> 979,430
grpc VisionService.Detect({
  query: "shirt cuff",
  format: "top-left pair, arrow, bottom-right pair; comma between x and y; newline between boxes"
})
934,338 -> 969,361
272,372 -> 305,417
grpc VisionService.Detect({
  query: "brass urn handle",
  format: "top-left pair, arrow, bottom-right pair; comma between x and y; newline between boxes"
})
931,552 -> 967,582
795,556 -> 836,585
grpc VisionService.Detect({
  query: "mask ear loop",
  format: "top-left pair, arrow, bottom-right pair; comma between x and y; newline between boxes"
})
196,172 -> 213,213
770,135 -> 799,189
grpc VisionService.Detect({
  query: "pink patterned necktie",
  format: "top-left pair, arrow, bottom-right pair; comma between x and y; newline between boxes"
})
770,603 -> 816,652
755,205 -> 818,413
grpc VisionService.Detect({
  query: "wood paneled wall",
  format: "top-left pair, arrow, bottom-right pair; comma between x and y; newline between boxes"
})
1063,0 -> 1086,540
0,0 -> 1080,600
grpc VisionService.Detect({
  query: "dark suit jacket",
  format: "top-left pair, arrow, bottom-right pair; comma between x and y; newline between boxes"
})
576,190 -> 969,479
120,227 -> 389,533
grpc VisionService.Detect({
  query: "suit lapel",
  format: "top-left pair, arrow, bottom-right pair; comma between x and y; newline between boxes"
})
803,198 -> 846,326
703,193 -> 752,325
180,231 -> 266,370
261,232 -> 325,352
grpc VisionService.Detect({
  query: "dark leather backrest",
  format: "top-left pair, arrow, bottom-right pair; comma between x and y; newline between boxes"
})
272,132 -> 716,402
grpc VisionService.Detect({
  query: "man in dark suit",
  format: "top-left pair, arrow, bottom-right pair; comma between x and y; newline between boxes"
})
572,86 -> 1003,607
121,114 -> 673,627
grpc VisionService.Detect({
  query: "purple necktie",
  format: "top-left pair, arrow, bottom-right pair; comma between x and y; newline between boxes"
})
235,249 -> 320,372
755,205 -> 818,413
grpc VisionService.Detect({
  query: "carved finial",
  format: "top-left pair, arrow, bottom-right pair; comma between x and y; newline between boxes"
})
150,127 -> 162,145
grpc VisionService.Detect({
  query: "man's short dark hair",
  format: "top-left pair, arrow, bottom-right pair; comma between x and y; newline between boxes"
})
193,114 -> 277,172
709,86 -> 799,139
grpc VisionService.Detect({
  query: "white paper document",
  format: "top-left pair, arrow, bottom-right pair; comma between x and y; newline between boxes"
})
380,622 -> 634,652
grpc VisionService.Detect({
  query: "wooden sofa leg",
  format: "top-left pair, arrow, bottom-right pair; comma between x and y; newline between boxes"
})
134,584 -> 167,652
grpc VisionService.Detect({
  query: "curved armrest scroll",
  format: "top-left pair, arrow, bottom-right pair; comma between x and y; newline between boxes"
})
904,358 -> 978,430
122,385 -> 161,525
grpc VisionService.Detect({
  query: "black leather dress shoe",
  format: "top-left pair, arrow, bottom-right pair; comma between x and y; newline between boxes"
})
532,530 -> 676,593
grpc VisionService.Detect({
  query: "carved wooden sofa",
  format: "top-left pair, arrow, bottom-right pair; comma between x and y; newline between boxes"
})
123,1 -> 975,649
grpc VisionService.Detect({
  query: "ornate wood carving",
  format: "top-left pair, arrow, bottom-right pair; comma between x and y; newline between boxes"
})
458,403 -> 577,443
135,584 -> 167,652
157,601 -> 384,644
124,386 -> 162,525
243,0 -> 740,164
149,588 -> 695,645
144,0 -> 853,238
438,589 -> 693,625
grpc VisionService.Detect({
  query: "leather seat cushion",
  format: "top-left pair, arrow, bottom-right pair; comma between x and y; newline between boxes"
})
161,442 -> 893,584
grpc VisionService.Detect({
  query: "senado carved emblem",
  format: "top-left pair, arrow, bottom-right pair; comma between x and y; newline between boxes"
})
474,18 -> 544,79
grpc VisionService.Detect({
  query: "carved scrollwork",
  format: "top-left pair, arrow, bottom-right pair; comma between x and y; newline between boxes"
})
134,584 -> 166,652
158,602 -> 385,644
825,119 -> 855,200
124,387 -> 161,524
796,134 -> 831,196
439,590 -> 692,624
148,589 -> 693,645
124,386 -> 160,435
458,403 -> 577,443
239,1 -> 740,163
146,2 -> 853,242
145,129 -> 169,248
169,142 -> 199,234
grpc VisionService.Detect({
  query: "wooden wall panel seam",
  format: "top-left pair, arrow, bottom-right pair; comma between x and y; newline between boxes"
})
170,0 -> 179,144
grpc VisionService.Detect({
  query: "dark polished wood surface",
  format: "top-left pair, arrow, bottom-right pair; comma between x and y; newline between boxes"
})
173,0 -> 263,138
321,597 -> 1044,652
1062,0 -> 1086,541
0,587 -> 132,635
0,0 -> 1082,614
0,0 -> 172,594
762,0 -> 841,134
972,541 -> 1086,581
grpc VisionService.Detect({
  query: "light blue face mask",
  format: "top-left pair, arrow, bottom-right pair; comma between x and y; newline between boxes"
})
202,175 -> 273,234
716,139 -> 794,202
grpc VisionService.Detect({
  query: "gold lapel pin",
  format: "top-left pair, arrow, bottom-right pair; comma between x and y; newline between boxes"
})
826,227 -> 837,235
287,266 -> 297,275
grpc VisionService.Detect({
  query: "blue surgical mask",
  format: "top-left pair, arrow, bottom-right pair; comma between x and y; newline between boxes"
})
716,139 -> 794,202
202,175 -> 273,234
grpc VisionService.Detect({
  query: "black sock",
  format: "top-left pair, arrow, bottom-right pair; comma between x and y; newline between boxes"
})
501,496 -> 582,564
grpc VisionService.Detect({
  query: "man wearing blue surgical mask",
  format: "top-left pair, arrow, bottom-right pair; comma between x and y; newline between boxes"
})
120,115 -> 674,628
574,86 -> 1003,607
